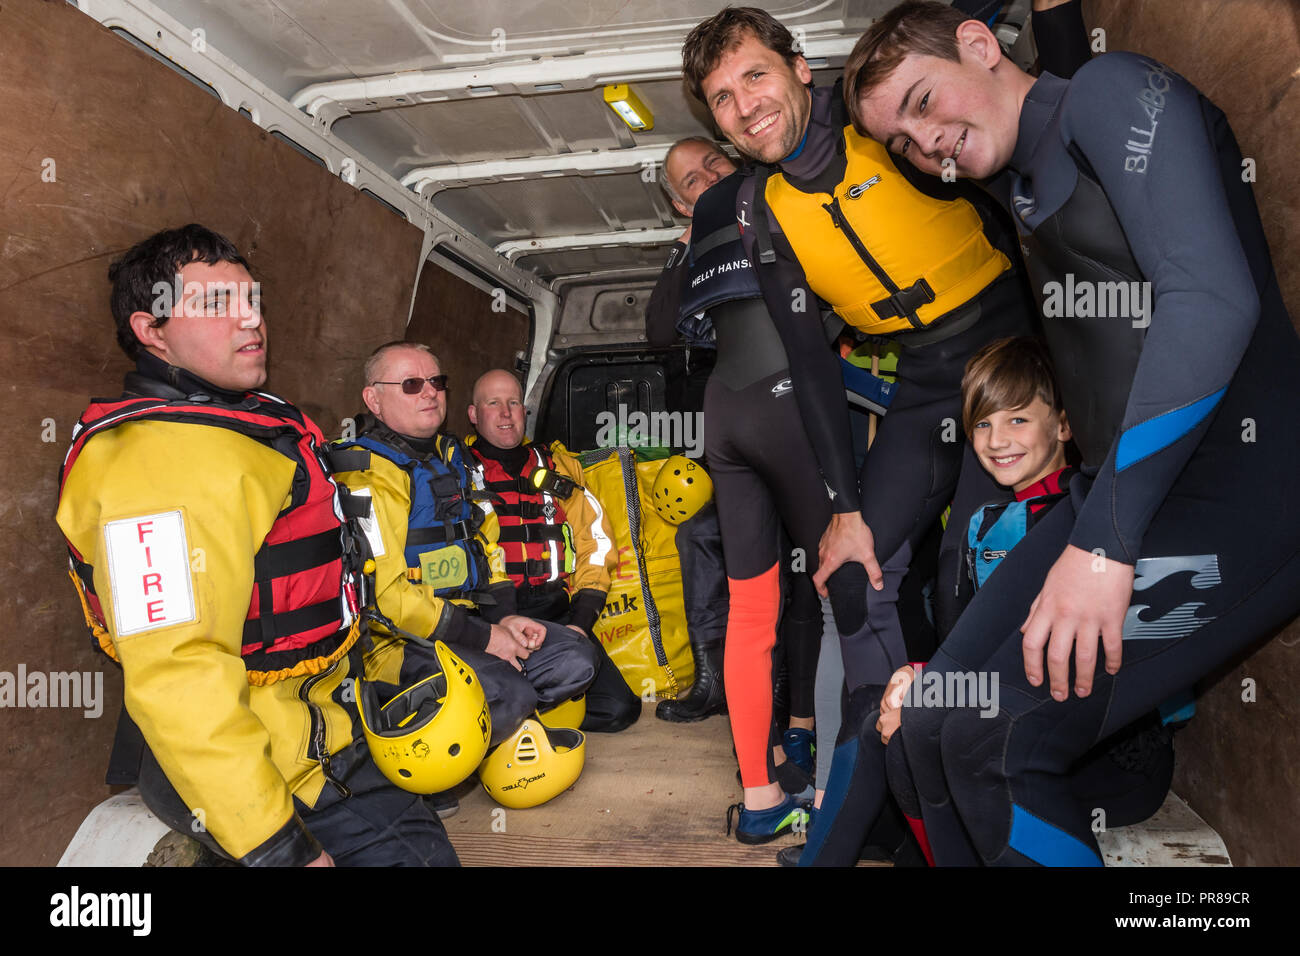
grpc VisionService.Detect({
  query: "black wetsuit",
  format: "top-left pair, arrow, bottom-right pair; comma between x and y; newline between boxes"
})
676,172 -> 830,787
730,3 -> 1091,865
649,218 -> 822,742
739,88 -> 1036,861
898,53 -> 1300,865
647,242 -> 688,350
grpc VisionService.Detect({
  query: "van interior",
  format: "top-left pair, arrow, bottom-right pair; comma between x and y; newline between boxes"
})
4,0 -> 1298,867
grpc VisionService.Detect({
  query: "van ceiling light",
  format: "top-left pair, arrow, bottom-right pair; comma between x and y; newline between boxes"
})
603,84 -> 653,131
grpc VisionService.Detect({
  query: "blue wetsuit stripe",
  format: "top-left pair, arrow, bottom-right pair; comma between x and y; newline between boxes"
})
1008,804 -> 1103,866
1115,387 -> 1226,472
799,737 -> 856,863
782,122 -> 811,163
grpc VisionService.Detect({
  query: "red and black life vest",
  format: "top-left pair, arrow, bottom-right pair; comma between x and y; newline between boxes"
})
58,391 -> 366,685
469,441 -> 575,588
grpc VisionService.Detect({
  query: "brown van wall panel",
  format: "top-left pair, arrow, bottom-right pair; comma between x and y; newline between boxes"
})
404,263 -> 531,438
1085,0 -> 1300,865
0,0 -> 422,864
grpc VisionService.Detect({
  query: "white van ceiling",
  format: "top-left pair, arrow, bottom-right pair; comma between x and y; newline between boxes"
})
141,1 -> 1017,281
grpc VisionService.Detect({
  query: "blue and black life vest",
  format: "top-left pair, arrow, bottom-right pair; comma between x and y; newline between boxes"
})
339,419 -> 492,601
966,472 -> 1072,592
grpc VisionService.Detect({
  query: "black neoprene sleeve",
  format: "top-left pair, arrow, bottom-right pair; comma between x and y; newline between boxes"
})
750,223 -> 862,514
1032,0 -> 1092,79
646,242 -> 687,348
1054,56 -> 1261,563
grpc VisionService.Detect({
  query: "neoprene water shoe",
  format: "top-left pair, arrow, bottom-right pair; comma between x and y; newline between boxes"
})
725,795 -> 809,845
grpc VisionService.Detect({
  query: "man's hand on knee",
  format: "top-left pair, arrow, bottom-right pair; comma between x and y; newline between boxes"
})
1020,544 -> 1131,700
487,625 -> 530,670
814,511 -> 884,596
501,614 -> 547,650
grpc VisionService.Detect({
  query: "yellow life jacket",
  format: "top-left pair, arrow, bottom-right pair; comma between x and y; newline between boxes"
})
764,127 -> 1010,336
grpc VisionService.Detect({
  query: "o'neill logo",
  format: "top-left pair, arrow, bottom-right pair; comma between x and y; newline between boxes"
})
846,175 -> 882,199
770,378 -> 793,397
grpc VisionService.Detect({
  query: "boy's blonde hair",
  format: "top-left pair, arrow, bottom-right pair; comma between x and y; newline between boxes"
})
961,336 -> 1062,437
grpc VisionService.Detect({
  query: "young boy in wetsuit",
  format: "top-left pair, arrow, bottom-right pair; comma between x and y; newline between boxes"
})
877,336 -> 1071,747
877,336 -> 1177,866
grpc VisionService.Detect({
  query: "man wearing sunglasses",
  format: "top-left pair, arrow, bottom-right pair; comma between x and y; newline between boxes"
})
334,342 -> 599,791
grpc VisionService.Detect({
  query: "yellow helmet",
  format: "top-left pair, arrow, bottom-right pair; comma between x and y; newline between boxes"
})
358,640 -> 491,795
651,455 -> 713,525
479,717 -> 586,809
538,694 -> 586,731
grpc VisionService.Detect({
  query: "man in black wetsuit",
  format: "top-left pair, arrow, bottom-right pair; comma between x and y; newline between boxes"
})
649,138 -> 834,834
679,0 -> 1090,863
848,0 -> 1300,864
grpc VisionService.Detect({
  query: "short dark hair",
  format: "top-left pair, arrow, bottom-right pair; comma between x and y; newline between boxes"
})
107,224 -> 249,359
961,336 -> 1063,437
844,1 -> 969,135
681,6 -> 800,104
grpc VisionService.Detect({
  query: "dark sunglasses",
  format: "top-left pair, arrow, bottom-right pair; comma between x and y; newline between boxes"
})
371,374 -> 448,395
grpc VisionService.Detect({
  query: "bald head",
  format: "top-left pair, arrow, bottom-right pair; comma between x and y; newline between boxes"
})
468,369 -> 526,449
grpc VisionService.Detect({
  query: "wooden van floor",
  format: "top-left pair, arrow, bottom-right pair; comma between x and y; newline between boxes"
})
443,702 -> 861,867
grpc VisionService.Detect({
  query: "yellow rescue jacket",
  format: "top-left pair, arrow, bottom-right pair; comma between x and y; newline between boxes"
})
333,432 -> 510,688
56,418 -> 360,861
764,127 -> 1011,336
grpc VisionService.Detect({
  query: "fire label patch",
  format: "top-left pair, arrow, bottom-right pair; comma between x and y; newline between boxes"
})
103,511 -> 197,635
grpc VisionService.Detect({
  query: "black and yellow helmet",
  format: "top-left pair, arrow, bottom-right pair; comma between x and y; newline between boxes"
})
358,640 -> 491,794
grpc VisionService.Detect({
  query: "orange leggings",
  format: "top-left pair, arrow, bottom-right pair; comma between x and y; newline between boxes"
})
722,565 -> 781,789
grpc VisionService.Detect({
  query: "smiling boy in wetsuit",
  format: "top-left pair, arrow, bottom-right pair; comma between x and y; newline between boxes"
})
848,0 -> 1300,865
